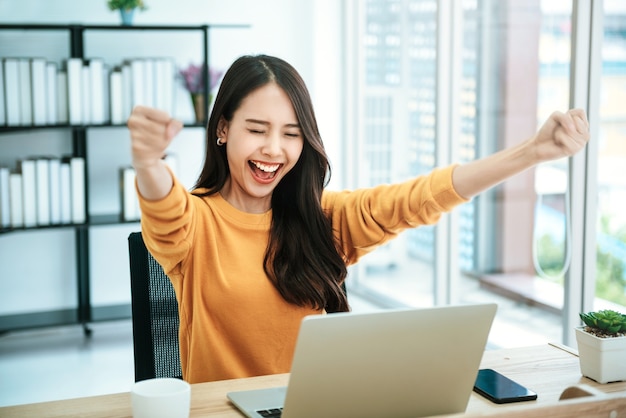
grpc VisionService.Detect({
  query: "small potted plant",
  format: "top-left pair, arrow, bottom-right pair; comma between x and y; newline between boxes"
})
107,0 -> 147,26
178,63 -> 224,123
575,309 -> 626,384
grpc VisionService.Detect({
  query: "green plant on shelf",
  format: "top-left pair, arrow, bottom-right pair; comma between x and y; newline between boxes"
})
107,0 -> 147,11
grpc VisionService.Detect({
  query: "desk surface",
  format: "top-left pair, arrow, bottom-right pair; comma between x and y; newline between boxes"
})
2,343 -> 625,418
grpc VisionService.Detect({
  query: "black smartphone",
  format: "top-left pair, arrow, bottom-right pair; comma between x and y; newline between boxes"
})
473,368 -> 538,404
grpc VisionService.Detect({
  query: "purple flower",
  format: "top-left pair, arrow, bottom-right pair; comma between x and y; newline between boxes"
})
178,63 -> 224,94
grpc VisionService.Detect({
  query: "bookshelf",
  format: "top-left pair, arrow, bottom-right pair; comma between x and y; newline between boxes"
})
0,23 -> 247,334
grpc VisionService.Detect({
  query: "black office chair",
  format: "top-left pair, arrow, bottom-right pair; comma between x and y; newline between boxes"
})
128,231 -> 183,382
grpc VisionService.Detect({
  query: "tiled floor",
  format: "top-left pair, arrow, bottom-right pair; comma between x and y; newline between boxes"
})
0,320 -> 135,407
0,289 -> 561,408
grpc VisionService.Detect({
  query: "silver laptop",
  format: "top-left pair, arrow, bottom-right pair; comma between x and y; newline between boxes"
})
227,303 -> 497,418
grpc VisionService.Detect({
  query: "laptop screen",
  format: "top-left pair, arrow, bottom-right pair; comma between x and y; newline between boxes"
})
229,303 -> 497,418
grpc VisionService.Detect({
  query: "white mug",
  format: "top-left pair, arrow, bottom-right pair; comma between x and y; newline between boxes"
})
131,377 -> 191,418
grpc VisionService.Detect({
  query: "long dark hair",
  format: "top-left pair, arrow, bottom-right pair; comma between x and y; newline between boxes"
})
194,55 -> 349,312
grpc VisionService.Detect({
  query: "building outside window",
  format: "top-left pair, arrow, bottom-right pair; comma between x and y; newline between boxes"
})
345,0 -> 626,348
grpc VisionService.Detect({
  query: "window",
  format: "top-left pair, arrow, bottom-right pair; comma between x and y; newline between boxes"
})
347,0 -> 440,308
593,1 -> 626,311
345,0 -> 625,348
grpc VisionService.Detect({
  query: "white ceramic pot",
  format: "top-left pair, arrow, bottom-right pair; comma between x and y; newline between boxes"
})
575,326 -> 626,384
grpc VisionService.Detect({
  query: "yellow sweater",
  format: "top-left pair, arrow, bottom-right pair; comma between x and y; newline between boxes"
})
139,164 -> 466,383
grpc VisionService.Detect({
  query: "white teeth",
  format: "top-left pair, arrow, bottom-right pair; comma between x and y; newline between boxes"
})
251,161 -> 280,172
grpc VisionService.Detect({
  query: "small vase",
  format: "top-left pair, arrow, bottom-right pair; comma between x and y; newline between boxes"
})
575,326 -> 626,383
119,8 -> 135,26
190,93 -> 206,124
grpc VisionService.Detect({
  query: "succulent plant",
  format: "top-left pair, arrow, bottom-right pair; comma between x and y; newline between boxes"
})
580,309 -> 626,336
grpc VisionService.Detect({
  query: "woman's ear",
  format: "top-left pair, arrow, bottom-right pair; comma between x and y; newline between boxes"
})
216,116 -> 228,140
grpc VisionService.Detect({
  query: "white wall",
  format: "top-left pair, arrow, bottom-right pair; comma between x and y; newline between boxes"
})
0,1 -> 344,318
0,0 -> 333,97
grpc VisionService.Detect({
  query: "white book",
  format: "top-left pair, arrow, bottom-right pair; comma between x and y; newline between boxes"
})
81,65 -> 91,124
0,62 -> 5,126
143,58 -> 155,108
19,159 -> 37,227
109,68 -> 124,124
120,166 -> 139,221
9,172 -> 24,228
121,62 -> 133,120
155,58 -> 174,114
18,59 -> 32,125
0,167 -> 10,227
130,59 -> 145,108
102,63 -> 110,123
154,58 -> 166,111
59,161 -> 72,224
30,58 -> 48,126
46,62 -> 58,125
48,157 -> 61,224
89,58 -> 105,124
4,58 -> 21,126
56,70 -> 68,124
69,156 -> 86,224
66,58 -> 83,125
35,157 -> 50,225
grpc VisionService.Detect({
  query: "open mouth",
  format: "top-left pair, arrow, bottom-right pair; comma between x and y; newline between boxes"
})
248,160 -> 282,181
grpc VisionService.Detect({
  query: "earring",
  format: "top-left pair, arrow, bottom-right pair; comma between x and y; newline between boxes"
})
216,137 -> 224,146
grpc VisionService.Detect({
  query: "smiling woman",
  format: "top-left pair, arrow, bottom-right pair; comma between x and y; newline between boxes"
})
127,55 -> 350,383
214,83 -> 304,211
126,53 -> 588,385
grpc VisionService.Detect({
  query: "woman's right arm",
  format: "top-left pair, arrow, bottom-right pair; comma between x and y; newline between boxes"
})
127,106 -> 183,200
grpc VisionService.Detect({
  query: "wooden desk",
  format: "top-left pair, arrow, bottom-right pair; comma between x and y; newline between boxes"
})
2,344 -> 625,417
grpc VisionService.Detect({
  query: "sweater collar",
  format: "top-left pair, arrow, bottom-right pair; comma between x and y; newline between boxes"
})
209,192 -> 272,227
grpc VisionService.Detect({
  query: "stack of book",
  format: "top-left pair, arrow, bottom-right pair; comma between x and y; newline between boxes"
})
0,156 -> 85,229
0,56 -> 176,126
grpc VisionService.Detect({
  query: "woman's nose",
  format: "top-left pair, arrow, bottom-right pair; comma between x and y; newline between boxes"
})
262,132 -> 281,156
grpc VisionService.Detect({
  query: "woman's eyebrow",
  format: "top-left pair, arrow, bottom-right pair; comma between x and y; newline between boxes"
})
245,118 -> 269,125
245,118 -> 300,129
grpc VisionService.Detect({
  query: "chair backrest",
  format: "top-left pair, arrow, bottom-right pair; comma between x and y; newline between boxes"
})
128,231 -> 182,382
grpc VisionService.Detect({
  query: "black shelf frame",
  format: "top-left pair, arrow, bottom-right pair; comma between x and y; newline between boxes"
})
0,23 -> 248,335
0,122 -> 206,134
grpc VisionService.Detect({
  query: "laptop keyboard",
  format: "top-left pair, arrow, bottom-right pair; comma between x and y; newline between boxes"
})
256,408 -> 283,417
